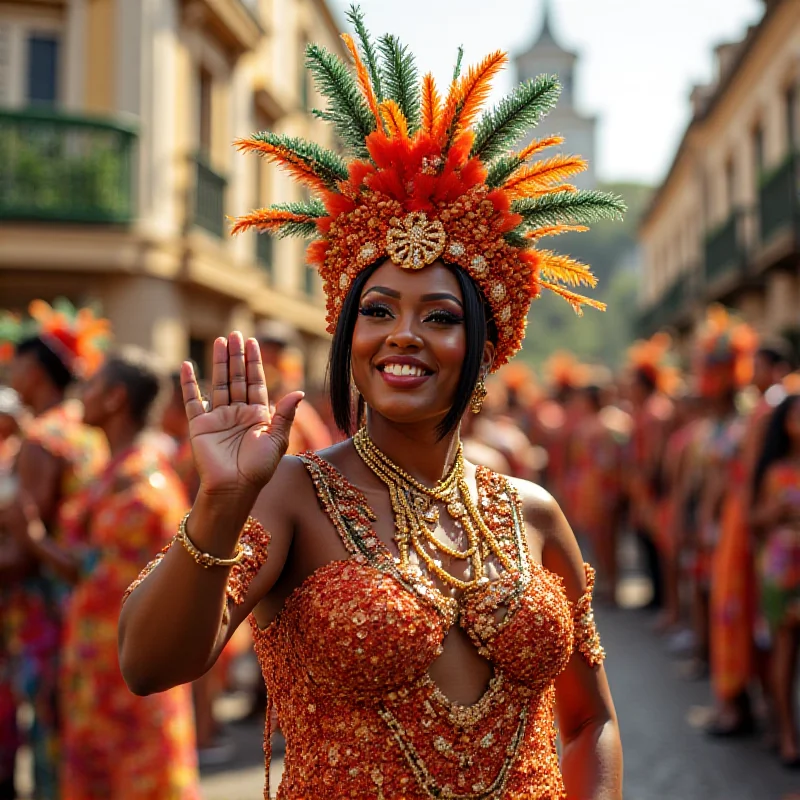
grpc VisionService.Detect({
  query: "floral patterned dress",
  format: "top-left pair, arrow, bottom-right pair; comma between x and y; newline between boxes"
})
59,442 -> 200,800
759,461 -> 800,630
0,401 -> 107,799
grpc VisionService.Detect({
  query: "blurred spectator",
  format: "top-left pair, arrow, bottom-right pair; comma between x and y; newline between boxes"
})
14,348 -> 200,798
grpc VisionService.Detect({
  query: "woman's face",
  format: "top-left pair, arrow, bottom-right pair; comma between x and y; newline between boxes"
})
351,259 -> 484,428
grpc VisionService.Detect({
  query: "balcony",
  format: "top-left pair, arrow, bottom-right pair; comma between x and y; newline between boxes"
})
759,154 -> 798,246
705,211 -> 745,285
182,0 -> 263,57
193,155 -> 227,238
0,108 -> 137,224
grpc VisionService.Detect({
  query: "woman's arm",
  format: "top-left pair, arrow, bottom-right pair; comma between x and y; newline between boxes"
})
518,480 -> 623,800
118,460 -> 299,695
117,333 -> 304,695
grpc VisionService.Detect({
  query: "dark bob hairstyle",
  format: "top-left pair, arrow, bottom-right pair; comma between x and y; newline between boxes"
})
328,261 -> 496,440
15,336 -> 74,390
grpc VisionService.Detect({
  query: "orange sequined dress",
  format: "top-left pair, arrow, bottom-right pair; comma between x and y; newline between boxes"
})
128,455 -> 604,800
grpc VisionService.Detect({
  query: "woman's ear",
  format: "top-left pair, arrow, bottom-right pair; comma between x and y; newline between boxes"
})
481,340 -> 496,375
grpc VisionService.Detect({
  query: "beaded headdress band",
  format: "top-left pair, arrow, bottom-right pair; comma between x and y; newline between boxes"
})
0,299 -> 111,378
232,6 -> 624,369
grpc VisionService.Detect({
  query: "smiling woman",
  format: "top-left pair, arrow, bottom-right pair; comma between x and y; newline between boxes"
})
117,6 -> 623,800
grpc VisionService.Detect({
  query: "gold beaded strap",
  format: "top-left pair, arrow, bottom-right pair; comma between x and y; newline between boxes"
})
571,563 -> 606,668
176,512 -> 244,568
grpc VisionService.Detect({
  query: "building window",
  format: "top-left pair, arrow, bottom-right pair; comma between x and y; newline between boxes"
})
753,124 -> 765,177
786,84 -> 797,153
27,35 -> 59,105
725,157 -> 736,212
299,37 -> 309,110
189,337 -> 209,379
198,67 -> 213,159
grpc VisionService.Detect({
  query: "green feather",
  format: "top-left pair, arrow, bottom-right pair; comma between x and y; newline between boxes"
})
305,43 -> 375,159
377,35 -> 421,134
473,75 -> 561,164
512,191 -> 627,229
270,199 -> 327,217
249,131 -> 349,187
486,155 -> 523,188
345,5 -> 383,101
452,46 -> 464,83
275,220 -> 321,239
503,230 -> 529,249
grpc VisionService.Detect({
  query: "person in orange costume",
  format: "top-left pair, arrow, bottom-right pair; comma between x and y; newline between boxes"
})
16,349 -> 201,799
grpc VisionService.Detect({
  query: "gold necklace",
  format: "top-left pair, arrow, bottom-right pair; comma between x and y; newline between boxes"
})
353,428 -> 513,592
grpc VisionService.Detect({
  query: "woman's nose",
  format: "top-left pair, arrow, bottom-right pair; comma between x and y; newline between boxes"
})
386,314 -> 422,348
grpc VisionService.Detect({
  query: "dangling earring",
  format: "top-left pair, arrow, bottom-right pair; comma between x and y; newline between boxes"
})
470,375 -> 487,414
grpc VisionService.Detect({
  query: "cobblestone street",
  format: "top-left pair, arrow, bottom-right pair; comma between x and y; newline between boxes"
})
202,602 -> 800,800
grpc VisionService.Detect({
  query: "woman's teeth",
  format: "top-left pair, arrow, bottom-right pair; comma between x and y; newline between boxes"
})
383,363 -> 426,377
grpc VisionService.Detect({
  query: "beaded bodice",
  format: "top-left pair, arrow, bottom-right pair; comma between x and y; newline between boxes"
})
243,454 -> 604,800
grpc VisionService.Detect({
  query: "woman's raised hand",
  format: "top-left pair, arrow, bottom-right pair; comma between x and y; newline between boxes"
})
181,333 -> 303,498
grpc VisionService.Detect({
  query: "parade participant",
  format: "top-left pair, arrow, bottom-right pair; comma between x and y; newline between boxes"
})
162,369 -> 200,503
16,349 -> 200,799
118,10 -> 624,798
256,322 -> 333,454
0,301 -> 109,800
623,333 -> 676,612
752,394 -> 800,766
568,370 -> 623,606
693,307 -> 759,736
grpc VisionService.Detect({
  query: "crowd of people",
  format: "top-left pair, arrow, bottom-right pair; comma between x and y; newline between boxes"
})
1,296 -> 800,797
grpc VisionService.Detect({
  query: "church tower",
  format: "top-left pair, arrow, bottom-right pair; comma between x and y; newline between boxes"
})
514,0 -> 597,188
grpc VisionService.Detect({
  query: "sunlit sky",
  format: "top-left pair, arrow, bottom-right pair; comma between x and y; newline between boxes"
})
329,0 -> 763,186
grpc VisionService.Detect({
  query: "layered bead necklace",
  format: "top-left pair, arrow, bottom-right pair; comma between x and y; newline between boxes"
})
353,427 -> 514,592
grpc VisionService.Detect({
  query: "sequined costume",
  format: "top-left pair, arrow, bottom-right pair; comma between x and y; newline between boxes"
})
0,401 -> 107,799
59,442 -> 200,799
127,454 -> 604,800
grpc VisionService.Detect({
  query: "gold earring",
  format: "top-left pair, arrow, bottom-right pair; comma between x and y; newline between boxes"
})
470,376 -> 487,414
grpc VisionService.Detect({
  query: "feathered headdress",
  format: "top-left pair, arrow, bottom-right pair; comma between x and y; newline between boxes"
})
0,299 -> 111,378
543,351 -> 591,392
695,304 -> 758,388
232,5 -> 624,369
627,332 -> 681,396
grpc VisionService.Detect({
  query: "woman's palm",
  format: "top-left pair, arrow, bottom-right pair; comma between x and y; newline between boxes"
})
181,334 -> 303,496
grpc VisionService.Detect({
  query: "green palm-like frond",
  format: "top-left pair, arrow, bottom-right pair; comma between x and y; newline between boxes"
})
473,75 -> 561,164
512,190 -> 626,229
305,43 -> 376,159
377,35 -> 420,134
248,131 -> 349,187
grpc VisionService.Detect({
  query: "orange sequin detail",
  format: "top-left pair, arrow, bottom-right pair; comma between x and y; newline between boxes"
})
241,455 -> 604,799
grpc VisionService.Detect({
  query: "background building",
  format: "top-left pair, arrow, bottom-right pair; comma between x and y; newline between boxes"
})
0,0 -> 343,383
638,0 -> 800,356
514,0 -> 597,189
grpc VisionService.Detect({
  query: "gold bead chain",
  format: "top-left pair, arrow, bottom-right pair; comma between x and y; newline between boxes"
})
353,428 -> 513,593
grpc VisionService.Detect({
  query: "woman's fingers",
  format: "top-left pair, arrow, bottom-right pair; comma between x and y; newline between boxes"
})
181,361 -> 206,420
245,338 -> 269,407
228,332 -> 247,404
210,337 -> 231,409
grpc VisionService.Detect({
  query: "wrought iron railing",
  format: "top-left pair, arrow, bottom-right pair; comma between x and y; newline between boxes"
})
759,154 -> 797,245
705,212 -> 743,284
193,155 -> 227,238
0,107 -> 137,223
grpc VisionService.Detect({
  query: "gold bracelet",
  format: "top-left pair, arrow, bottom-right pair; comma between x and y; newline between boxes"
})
176,512 -> 245,568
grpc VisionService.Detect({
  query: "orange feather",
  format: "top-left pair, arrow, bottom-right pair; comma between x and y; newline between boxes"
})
436,50 -> 507,143
503,155 -> 587,197
525,224 -> 589,241
517,135 -> 565,163
535,279 -> 607,314
379,100 -> 409,140
234,138 -> 330,194
421,73 -> 441,136
229,208 -> 321,236
538,251 -> 598,288
341,34 -> 382,128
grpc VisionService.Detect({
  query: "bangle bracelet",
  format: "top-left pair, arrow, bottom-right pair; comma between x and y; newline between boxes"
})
176,512 -> 244,568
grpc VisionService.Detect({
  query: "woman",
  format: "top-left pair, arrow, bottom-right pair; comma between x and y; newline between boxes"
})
753,394 -> 800,767
14,350 -> 201,798
118,10 -> 623,799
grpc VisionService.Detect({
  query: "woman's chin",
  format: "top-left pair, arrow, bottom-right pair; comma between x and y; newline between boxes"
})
365,400 -> 447,428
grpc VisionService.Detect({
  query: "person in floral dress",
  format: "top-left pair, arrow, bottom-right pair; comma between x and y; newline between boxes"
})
0,302 -> 109,799
16,349 -> 200,799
